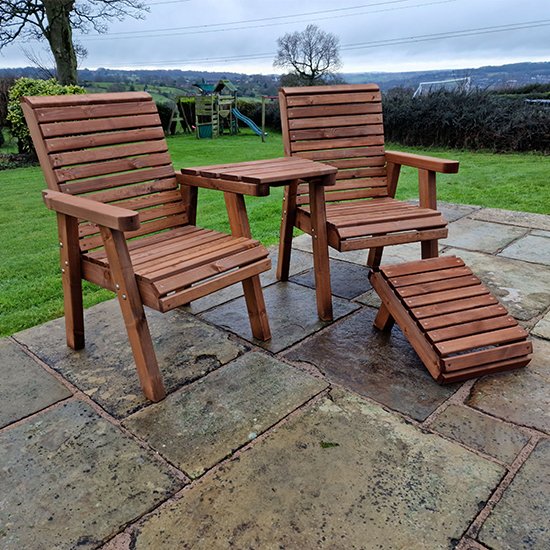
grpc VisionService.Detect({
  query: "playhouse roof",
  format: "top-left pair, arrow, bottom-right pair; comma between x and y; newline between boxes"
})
193,79 -> 237,94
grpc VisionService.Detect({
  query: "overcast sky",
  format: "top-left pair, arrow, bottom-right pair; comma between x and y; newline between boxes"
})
1,0 -> 549,74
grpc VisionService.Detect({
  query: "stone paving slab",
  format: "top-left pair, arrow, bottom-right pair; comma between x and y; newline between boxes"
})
0,400 -> 183,550
498,234 -> 550,266
289,258 -> 373,299
13,300 -> 247,419
0,338 -> 72,429
201,282 -> 359,353
291,233 -> 428,266
406,199 -> 482,222
532,311 -> 550,340
285,308 -> 460,421
430,404 -> 531,465
442,217 -> 528,254
468,337 -> 550,435
130,390 -> 504,550
441,248 -> 550,320
124,352 -> 328,479
479,438 -> 550,550
470,207 -> 550,231
184,246 -> 314,314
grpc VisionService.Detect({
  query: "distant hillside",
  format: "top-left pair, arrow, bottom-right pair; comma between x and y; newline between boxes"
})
344,61 -> 550,91
2,60 -> 550,93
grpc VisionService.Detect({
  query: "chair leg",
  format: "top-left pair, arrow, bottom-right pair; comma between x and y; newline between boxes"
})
421,239 -> 439,259
309,181 -> 333,321
57,213 -> 85,350
277,180 -> 298,281
367,246 -> 384,269
100,227 -> 166,402
374,303 -> 395,331
242,275 -> 271,341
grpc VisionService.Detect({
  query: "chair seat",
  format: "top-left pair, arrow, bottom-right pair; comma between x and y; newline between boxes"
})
83,226 -> 270,312
298,197 -> 448,252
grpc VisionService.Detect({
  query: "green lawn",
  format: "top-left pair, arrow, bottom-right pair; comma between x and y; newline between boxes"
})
1,130 -> 550,338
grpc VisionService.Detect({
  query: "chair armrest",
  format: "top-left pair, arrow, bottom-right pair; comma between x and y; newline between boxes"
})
385,150 -> 459,174
42,190 -> 140,232
176,171 -> 270,197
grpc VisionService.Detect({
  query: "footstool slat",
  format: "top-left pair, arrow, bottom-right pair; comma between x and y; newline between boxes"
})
370,255 -> 532,384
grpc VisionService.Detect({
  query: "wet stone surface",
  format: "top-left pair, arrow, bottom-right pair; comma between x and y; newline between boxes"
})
441,248 -> 550,321
0,400 -> 183,550
442,217 -> 528,254
131,390 -> 504,550
183,246 -> 314,314
285,308 -> 460,421
201,281 -> 359,353
498,234 -> 550,266
0,338 -> 72,429
124,352 -> 328,478
13,300 -> 247,419
479,438 -> 550,550
289,258 -> 373,299
468,337 -> 550,435
470,207 -> 550,231
430,404 -> 531,465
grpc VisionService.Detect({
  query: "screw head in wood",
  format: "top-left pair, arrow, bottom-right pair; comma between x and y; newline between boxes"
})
122,294 -> 127,300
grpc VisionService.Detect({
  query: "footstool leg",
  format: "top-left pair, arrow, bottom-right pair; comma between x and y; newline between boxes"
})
374,303 -> 395,331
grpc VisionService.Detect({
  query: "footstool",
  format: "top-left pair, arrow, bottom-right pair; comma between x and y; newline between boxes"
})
369,256 -> 532,384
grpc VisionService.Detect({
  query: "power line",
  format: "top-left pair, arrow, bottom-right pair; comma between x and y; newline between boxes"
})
114,18 -> 550,68
79,0 -> 458,41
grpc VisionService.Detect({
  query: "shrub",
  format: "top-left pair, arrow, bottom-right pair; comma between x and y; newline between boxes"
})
7,77 -> 85,154
155,101 -> 174,133
0,128 -> 4,148
383,87 -> 550,153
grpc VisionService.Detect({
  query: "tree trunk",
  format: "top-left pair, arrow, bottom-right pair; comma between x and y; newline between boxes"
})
42,0 -> 78,85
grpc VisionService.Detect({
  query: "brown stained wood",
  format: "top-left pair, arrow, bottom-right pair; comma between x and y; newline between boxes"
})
57,213 -> 85,350
403,284 -> 489,309
43,190 -> 140,232
339,228 -> 448,253
427,315 -> 518,343
290,135 -> 385,153
439,357 -> 532,384
418,304 -> 509,331
176,172 -> 270,197
382,256 -> 464,278
158,259 -> 271,311
309,181 -> 333,321
99,226 -> 165,402
338,215 -> 447,240
277,180 -> 299,281
50,140 -> 169,168
389,266 -> 473,288
370,256 -> 530,382
441,342 -> 533,373
34,100 -> 158,123
45,127 -> 166,154
396,275 -> 481,298
60,166 -> 176,195
41,113 -> 162,138
435,326 -> 529,357
412,294 -> 499,320
287,103 -> 382,119
370,271 -> 441,380
289,124 -> 384,142
288,113 -> 383,130
22,91 -> 152,108
55,152 -> 172,183
385,150 -> 459,174
24,91 -> 276,402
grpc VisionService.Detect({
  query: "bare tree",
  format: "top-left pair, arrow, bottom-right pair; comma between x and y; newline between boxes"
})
274,24 -> 343,86
0,1 -> 148,85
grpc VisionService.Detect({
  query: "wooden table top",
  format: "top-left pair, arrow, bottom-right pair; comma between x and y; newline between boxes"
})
181,156 -> 337,186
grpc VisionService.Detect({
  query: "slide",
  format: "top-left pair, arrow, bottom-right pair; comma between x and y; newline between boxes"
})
232,108 -> 265,136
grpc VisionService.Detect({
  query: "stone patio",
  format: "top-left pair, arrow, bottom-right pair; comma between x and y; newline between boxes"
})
2,202 -> 550,550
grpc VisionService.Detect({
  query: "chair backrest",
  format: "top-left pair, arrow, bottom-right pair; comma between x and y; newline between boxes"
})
279,84 -> 387,206
21,92 -> 190,252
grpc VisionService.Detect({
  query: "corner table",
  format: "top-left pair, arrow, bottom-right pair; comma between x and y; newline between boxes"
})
179,157 -> 338,320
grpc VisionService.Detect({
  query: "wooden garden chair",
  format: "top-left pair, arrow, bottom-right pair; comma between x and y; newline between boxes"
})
277,84 -> 459,319
22,92 -> 271,403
